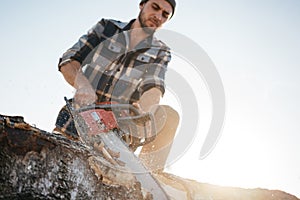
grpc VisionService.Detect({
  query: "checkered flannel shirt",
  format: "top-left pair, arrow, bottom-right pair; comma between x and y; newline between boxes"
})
58,18 -> 171,104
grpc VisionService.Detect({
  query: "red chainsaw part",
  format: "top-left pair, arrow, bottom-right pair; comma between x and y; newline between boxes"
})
79,109 -> 118,135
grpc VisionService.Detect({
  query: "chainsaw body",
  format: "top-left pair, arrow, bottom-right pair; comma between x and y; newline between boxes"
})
75,102 -> 157,150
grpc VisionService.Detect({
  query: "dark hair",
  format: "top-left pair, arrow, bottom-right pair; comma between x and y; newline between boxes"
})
140,0 -> 176,18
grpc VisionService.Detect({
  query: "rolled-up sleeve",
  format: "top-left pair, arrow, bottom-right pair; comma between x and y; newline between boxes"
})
58,19 -> 106,71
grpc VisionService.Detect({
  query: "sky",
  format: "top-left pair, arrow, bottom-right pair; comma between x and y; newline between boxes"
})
1,0 -> 300,198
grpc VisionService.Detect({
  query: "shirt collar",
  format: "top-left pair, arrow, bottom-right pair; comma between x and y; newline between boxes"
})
111,19 -> 160,49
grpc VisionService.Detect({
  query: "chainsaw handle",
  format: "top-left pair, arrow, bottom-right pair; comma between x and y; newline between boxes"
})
75,103 -> 142,116
117,113 -> 151,124
64,97 -> 142,119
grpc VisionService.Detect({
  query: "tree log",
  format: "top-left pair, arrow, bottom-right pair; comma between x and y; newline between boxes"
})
0,114 -> 149,200
1,114 -> 299,200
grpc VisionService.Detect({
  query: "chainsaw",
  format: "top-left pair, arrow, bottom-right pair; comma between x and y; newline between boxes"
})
64,97 -> 170,200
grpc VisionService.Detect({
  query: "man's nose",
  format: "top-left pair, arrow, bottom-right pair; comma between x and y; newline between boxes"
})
154,12 -> 162,22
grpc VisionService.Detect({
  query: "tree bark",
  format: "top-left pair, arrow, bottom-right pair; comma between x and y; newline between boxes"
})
0,114 -> 149,200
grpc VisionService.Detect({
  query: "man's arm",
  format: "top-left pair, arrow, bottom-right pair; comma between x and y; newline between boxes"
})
136,88 -> 162,113
57,19 -> 108,105
60,60 -> 97,106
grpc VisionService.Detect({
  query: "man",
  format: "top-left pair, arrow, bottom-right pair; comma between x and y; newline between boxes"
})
54,0 -> 179,172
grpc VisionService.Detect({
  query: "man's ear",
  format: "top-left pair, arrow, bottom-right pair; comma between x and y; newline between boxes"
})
139,3 -> 145,10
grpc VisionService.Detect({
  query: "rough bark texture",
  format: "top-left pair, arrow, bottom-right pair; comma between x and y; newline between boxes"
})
0,114 -> 148,200
0,114 -> 299,200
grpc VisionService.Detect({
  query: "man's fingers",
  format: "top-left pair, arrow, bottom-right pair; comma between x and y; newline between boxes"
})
74,88 -> 97,106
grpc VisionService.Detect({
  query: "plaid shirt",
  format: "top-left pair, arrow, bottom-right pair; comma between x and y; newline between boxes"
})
59,18 -> 171,104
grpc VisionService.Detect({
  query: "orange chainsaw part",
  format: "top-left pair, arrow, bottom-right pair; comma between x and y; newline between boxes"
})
79,109 -> 118,135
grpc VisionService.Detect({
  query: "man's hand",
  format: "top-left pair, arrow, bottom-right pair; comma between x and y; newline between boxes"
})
60,60 -> 97,106
74,86 -> 97,106
134,88 -> 162,113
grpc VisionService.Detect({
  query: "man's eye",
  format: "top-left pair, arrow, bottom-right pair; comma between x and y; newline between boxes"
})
163,13 -> 169,19
152,5 -> 159,10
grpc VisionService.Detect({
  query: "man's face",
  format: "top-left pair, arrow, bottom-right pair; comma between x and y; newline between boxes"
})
138,0 -> 173,34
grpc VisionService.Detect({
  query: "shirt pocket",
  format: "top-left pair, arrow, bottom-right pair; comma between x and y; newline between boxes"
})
134,47 -> 160,69
136,54 -> 152,63
91,41 -> 125,72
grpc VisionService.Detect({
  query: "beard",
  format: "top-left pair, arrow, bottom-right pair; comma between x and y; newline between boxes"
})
138,10 -> 156,35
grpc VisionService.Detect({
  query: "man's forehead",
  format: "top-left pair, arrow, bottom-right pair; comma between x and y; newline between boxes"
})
148,0 -> 173,13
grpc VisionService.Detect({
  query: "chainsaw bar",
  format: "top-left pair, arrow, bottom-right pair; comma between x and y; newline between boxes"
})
64,97 -> 169,200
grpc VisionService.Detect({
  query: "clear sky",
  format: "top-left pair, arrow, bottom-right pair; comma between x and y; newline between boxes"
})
1,0 -> 300,198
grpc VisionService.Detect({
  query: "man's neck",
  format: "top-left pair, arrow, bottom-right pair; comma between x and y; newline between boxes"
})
129,19 -> 151,49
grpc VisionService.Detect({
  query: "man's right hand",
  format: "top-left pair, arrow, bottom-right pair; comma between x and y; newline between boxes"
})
74,86 -> 97,106
60,60 -> 97,106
